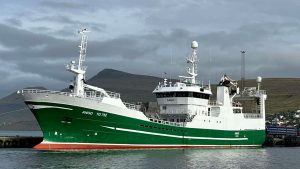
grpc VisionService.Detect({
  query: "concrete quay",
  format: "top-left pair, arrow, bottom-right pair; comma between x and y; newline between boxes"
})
0,136 -> 42,148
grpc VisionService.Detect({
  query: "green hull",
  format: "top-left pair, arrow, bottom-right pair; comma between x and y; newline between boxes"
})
27,101 -> 265,149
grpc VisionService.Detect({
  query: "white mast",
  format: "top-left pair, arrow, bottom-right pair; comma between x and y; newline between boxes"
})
66,29 -> 89,97
78,29 -> 88,70
179,41 -> 199,84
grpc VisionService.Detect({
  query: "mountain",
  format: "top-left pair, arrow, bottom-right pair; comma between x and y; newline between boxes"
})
1,69 -> 300,131
87,69 -> 161,102
0,87 -> 46,131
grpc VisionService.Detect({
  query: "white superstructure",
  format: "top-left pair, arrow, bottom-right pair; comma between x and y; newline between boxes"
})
153,41 -> 267,130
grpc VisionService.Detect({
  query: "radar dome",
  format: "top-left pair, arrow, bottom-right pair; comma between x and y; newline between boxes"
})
256,76 -> 262,83
191,41 -> 198,49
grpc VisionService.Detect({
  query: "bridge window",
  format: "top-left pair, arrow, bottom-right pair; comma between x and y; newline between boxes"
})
156,92 -> 210,99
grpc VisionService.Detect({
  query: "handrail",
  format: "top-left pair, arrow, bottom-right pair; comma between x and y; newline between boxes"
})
148,118 -> 186,127
243,113 -> 262,119
106,90 -> 120,99
124,102 -> 140,111
241,89 -> 266,97
65,64 -> 87,72
22,89 -> 142,111
21,89 -> 120,100
21,89 -> 73,96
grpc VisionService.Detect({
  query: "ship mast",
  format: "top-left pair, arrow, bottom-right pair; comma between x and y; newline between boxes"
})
66,29 -> 89,97
179,41 -> 199,84
78,29 -> 88,71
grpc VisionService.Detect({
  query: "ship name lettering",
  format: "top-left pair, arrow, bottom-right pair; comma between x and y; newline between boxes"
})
97,112 -> 107,117
82,111 -> 93,115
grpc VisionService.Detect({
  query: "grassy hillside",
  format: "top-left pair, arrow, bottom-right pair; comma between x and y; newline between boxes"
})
242,78 -> 300,114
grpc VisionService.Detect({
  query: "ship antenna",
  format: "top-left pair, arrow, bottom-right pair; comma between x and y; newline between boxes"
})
66,28 -> 90,97
78,28 -> 89,71
178,41 -> 199,84
188,41 -> 198,84
208,47 -> 212,88
241,50 -> 246,93
170,47 -> 173,84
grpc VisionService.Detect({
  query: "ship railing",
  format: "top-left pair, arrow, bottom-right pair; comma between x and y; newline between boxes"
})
21,89 -> 104,101
243,113 -> 262,119
21,89 -> 119,101
124,102 -> 140,111
184,83 -> 196,87
232,101 -> 242,107
240,89 -> 266,97
21,89 -> 73,96
84,91 -> 104,99
149,118 -> 186,127
85,89 -> 120,99
156,82 -> 210,90
106,91 -> 120,99
65,64 -> 87,72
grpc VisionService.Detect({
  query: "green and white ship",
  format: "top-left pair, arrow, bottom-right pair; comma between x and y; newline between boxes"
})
20,29 -> 267,150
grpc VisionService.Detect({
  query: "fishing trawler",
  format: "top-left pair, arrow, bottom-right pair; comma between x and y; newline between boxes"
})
20,29 -> 267,149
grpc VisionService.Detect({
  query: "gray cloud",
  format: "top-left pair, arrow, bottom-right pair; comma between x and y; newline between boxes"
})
40,0 -> 160,11
0,23 -> 58,49
4,18 -> 22,27
32,15 -> 106,32
40,1 -> 90,11
1,0 -> 300,98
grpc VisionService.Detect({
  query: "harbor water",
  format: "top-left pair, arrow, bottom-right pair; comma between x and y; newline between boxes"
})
0,147 -> 300,169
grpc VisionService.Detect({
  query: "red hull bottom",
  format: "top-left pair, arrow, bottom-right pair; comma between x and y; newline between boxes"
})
34,143 -> 261,150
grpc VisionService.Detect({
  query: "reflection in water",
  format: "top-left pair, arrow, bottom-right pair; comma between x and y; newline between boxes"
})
1,148 -> 300,169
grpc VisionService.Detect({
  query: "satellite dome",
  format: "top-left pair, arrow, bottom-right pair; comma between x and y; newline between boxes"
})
191,41 -> 198,49
256,76 -> 262,83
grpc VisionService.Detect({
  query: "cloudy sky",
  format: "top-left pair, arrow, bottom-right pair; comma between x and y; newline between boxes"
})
1,0 -> 300,98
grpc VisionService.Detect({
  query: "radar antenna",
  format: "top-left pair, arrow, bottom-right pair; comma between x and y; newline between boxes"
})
179,41 -> 199,84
